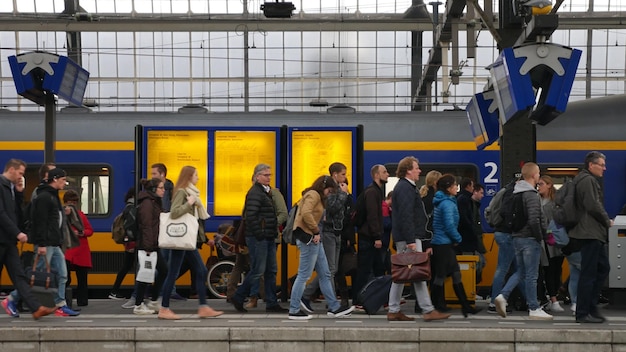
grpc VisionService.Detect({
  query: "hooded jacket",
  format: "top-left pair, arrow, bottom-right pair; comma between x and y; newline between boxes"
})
512,180 -> 546,242
30,183 -> 64,247
136,190 -> 163,251
431,190 -> 462,245
568,169 -> 611,242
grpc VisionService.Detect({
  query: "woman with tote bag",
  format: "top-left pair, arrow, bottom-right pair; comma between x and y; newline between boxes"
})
158,165 -> 223,320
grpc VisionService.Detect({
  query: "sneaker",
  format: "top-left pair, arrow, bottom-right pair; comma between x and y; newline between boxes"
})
327,305 -> 355,318
300,299 -> 314,314
2,299 -> 19,318
494,294 -> 508,318
133,303 -> 155,315
487,305 -> 497,314
288,310 -> 312,320
571,303 -> 577,316
529,307 -> 553,320
146,300 -> 160,313
170,293 -> 187,301
121,298 -> 136,309
55,305 -> 80,317
108,292 -> 126,300
548,301 -> 564,312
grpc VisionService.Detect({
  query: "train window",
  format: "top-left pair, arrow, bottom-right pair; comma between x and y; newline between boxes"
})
383,163 -> 479,195
541,165 -> 581,190
23,164 -> 111,216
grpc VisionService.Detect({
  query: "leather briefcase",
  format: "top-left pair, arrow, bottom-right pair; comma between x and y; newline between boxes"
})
391,251 -> 431,283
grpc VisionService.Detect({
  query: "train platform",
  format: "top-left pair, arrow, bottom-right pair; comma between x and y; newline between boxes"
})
1,297 -> 626,352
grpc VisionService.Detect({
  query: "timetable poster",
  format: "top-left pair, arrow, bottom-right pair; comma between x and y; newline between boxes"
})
146,130 -> 208,205
290,130 -> 353,203
214,130 -> 277,216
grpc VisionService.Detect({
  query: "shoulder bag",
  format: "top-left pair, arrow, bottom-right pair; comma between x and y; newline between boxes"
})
158,212 -> 199,250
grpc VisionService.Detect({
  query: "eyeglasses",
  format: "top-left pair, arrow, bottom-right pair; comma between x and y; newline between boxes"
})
260,173 -> 272,177
593,162 -> 606,168
157,186 -> 165,189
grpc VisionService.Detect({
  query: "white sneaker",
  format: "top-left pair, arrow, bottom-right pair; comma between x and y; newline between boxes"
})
549,301 -> 564,312
529,308 -> 553,320
133,303 -> 155,315
494,294 -> 507,318
146,300 -> 161,313
571,303 -> 577,316
121,299 -> 136,309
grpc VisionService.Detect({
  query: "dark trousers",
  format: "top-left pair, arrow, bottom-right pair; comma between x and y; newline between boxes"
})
576,239 -> 610,319
545,255 -> 564,297
112,251 -> 135,293
72,265 -> 89,306
352,238 -> 384,302
0,244 -> 42,311
135,250 -> 168,305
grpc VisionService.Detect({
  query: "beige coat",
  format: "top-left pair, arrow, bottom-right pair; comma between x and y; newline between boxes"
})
293,190 -> 324,236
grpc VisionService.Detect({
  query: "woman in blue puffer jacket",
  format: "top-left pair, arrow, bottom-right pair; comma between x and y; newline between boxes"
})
430,174 -> 480,317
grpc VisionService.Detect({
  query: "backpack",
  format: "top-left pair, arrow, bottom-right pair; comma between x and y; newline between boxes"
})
111,202 -> 138,244
552,176 -> 583,230
503,192 -> 528,233
282,204 -> 299,245
352,191 -> 367,228
485,182 -> 514,230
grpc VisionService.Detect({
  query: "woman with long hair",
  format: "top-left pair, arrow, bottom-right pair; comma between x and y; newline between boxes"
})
63,189 -> 93,307
288,175 -> 355,320
430,174 -> 480,317
158,166 -> 223,320
538,175 -> 568,313
132,178 -> 168,315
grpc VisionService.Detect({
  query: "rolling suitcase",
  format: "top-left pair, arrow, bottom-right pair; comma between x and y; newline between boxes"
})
357,275 -> 392,315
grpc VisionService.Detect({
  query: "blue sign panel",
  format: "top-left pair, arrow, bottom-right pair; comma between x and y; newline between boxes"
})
466,91 -> 500,150
42,56 -> 90,106
490,47 -> 536,124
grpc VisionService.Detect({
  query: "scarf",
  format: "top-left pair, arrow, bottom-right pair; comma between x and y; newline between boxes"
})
185,184 -> 210,220
66,204 -> 84,233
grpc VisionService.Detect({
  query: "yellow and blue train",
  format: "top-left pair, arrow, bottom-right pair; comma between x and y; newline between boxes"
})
0,94 -> 624,296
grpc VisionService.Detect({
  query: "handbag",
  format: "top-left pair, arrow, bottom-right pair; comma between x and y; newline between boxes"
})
26,254 -> 58,294
136,250 -> 157,283
158,212 -> 199,250
391,250 -> 431,283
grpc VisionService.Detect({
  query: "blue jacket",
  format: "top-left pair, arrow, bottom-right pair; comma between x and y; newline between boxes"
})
431,190 -> 462,245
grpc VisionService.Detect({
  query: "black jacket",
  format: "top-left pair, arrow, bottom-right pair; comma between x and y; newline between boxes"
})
457,188 -> 475,249
0,175 -> 22,245
391,178 -> 430,243
30,184 -> 64,247
357,182 -> 383,241
323,187 -> 350,235
244,183 -> 278,240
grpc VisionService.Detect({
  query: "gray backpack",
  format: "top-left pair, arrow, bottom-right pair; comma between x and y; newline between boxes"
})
282,204 -> 299,245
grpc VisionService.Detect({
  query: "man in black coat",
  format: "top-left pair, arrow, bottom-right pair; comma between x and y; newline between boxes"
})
0,159 -> 55,319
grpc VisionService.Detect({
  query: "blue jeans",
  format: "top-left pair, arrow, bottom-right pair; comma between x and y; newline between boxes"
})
490,232 -> 516,304
289,239 -> 340,314
303,232 -> 341,299
567,251 -> 581,305
511,237 -> 541,310
576,239 -> 610,319
234,237 -> 278,307
161,249 -> 208,308
11,246 -> 68,306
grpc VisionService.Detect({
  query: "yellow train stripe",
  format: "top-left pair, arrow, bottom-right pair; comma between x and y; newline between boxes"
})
0,141 -> 134,151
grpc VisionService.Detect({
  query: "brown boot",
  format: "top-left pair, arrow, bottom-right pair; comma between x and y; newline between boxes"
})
245,296 -> 258,309
32,306 -> 56,320
198,306 -> 224,318
423,309 -> 451,321
387,312 -> 415,321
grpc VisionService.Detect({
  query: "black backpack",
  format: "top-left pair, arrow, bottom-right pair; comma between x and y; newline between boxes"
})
553,174 -> 586,230
503,192 -> 528,233
496,184 -> 516,233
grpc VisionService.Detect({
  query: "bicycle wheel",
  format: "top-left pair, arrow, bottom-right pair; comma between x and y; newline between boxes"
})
207,260 -> 236,299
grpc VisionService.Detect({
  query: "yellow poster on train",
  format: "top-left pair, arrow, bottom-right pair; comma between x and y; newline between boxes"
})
146,130 -> 208,205
290,130 -> 353,202
214,130 -> 277,216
